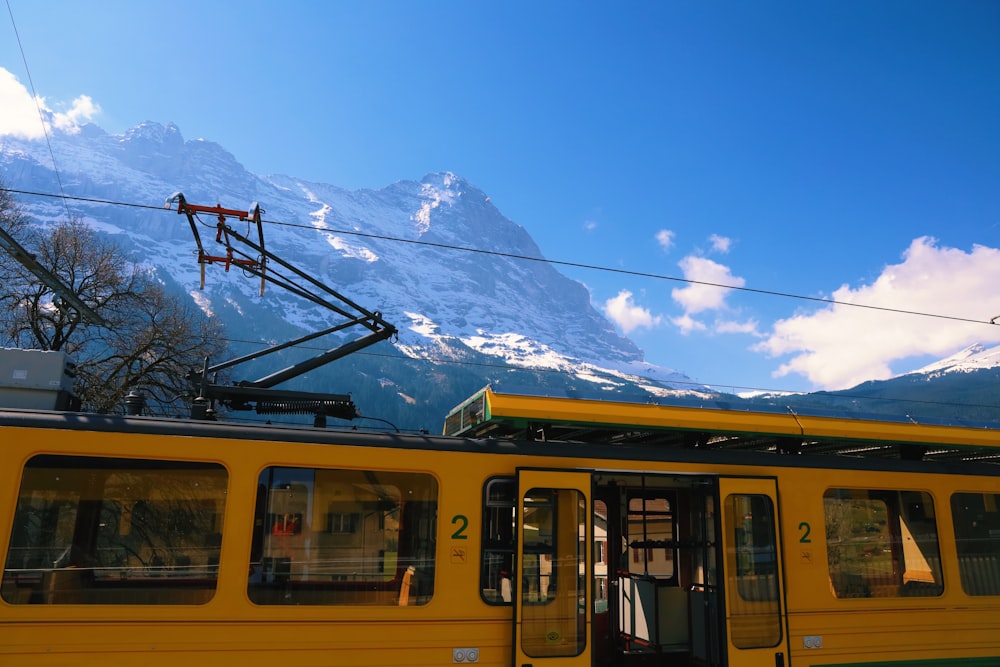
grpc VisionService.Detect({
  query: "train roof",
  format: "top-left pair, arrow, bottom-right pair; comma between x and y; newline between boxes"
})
2,387 -> 999,471
444,387 -> 1000,466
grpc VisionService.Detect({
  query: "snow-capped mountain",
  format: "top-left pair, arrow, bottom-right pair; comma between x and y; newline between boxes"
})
740,342 -> 1000,426
908,343 -> 1000,377
1,121 -> 703,429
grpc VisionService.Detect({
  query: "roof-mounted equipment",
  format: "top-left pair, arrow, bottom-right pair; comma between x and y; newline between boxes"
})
165,193 -> 397,423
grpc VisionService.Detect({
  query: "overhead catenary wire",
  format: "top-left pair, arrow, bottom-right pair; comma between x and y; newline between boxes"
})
1,5 -> 109,326
217,335 -> 1000,416
3,186 -> 997,328
131,328 -> 996,428
2,8 -> 998,423
4,2 -> 72,224
5,39 -> 1000,440
5,187 -> 999,416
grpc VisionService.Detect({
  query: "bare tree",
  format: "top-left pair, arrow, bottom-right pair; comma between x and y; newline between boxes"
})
0,185 -> 32,292
0,187 -> 226,414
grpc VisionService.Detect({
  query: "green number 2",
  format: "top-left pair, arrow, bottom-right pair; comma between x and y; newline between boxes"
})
451,514 -> 469,539
798,521 -> 812,543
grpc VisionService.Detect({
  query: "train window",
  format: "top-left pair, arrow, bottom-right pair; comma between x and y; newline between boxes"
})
2,455 -> 227,605
247,467 -> 437,606
724,494 -> 781,649
594,499 -> 609,611
520,489 -> 560,606
951,492 -> 1000,596
824,489 -> 943,599
625,494 -> 675,579
481,476 -> 515,605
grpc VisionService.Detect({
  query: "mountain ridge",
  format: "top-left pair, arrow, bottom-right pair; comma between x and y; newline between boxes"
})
1,121 -> 706,428
4,121 -> 1000,428
908,342 -> 1000,377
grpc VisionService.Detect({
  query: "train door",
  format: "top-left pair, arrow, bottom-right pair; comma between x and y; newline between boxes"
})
594,473 -> 720,667
513,468 -> 592,667
718,477 -> 789,667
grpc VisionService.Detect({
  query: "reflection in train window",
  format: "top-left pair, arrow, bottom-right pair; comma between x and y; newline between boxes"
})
248,467 -> 438,606
2,455 -> 227,605
481,476 -> 515,605
825,489 -> 943,599
951,492 -> 1000,596
725,493 -> 781,649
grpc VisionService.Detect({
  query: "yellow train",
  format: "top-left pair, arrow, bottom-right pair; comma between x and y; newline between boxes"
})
2,386 -> 999,666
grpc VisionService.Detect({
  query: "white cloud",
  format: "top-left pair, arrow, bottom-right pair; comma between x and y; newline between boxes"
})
0,67 -> 99,138
708,233 -> 731,254
51,94 -> 99,132
604,290 -> 662,334
716,318 -> 761,336
755,236 -> 1000,390
671,255 -> 745,315
0,68 -> 42,138
671,312 -> 706,335
583,220 -> 598,232
655,229 -> 675,251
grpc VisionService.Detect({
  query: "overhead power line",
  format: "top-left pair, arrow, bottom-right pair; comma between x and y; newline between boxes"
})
1,186 -> 998,328
218,334 -> 1000,415
5,186 -> 997,414
4,1 -> 72,223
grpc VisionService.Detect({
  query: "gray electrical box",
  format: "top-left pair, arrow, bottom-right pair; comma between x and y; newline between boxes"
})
0,348 -> 79,410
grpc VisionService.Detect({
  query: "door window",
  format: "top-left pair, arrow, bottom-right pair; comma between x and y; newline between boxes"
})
519,487 -> 587,658
724,494 -> 781,648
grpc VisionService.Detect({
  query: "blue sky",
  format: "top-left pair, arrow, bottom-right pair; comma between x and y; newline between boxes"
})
2,1 -> 1000,393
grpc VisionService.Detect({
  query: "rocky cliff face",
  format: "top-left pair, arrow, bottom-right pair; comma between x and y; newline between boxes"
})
2,121 -> 700,430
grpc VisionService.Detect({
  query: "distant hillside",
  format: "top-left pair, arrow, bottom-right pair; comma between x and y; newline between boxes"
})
740,367 -> 1000,426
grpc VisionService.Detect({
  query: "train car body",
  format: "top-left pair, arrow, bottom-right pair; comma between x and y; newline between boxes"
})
2,387 -> 999,666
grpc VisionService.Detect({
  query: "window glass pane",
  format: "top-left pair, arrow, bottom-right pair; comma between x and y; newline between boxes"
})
481,477 -> 515,605
825,489 -> 943,599
521,490 -> 557,604
520,488 -> 586,658
951,492 -> 1000,596
594,499 -> 609,614
725,494 -> 781,649
2,455 -> 226,605
248,467 -> 437,606
625,495 -> 675,578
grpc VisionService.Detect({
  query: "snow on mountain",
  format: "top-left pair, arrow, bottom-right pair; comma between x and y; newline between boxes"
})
907,342 -> 1000,377
1,121 -> 703,421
